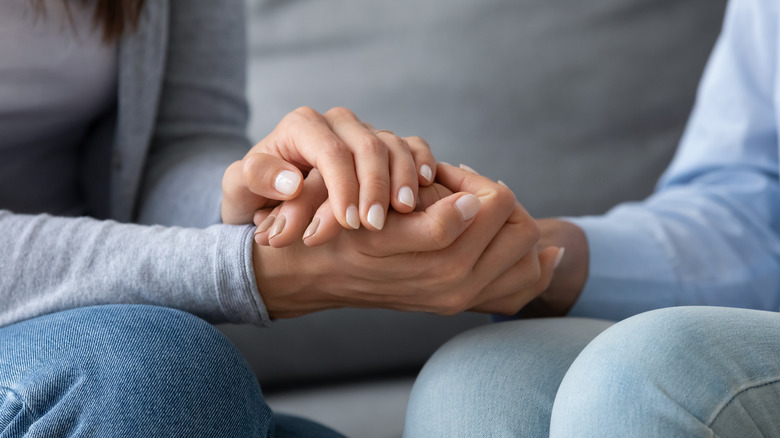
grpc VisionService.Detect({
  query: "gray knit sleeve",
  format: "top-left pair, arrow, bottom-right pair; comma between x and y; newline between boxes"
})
0,210 -> 269,327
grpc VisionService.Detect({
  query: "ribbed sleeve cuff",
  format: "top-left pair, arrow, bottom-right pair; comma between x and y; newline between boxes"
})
564,210 -> 680,321
214,224 -> 271,326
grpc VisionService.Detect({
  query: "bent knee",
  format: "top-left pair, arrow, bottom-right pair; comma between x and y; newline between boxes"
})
64,305 -> 250,382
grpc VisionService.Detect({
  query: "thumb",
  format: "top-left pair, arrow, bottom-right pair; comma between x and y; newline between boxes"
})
221,153 -> 303,224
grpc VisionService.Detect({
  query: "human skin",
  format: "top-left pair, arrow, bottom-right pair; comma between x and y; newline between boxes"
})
221,107 -> 436,232
523,218 -> 589,317
222,106 -> 574,318
250,163 -> 588,318
251,163 -> 562,319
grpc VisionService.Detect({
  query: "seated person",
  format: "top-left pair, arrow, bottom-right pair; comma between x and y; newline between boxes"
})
0,0 -> 544,436
400,0 -> 780,436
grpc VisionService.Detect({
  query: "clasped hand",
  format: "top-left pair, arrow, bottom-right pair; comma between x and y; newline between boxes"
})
222,107 -> 560,318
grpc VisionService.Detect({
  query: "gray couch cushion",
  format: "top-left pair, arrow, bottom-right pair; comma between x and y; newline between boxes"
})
226,0 -> 727,386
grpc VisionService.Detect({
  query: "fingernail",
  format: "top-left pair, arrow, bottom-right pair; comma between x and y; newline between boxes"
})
554,247 -> 566,270
303,217 -> 320,240
255,215 -> 276,234
398,186 -> 415,208
459,163 -> 478,174
420,164 -> 433,182
367,203 -> 385,230
454,194 -> 481,221
346,205 -> 360,229
268,216 -> 286,239
274,170 -> 301,197
497,180 -> 508,188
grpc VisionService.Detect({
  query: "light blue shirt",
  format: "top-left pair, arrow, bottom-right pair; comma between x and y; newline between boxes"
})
567,0 -> 780,321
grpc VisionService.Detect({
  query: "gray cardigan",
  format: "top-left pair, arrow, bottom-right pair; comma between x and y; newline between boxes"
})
0,0 -> 270,327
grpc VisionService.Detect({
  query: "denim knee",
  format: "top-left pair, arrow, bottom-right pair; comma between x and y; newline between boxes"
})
405,318 -> 611,438
0,305 -> 272,437
550,307 -> 732,437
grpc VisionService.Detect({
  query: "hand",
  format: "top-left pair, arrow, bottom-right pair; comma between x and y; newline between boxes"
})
513,218 -> 589,317
252,163 -> 560,318
221,107 -> 436,233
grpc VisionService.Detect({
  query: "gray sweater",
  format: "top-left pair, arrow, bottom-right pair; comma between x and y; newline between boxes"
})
0,0 -> 270,327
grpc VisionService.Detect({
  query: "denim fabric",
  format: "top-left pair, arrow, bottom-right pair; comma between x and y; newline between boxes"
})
551,307 -> 780,437
0,305 -> 343,437
403,318 -> 613,437
406,307 -> 780,437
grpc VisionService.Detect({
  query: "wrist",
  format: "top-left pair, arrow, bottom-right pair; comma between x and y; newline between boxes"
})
520,218 -> 589,318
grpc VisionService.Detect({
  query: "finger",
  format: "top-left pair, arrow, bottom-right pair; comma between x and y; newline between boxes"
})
324,107 -> 390,231
432,162 -> 519,265
253,204 -> 282,246
348,191 -> 482,256
221,154 -> 301,224
404,136 -> 436,186
470,246 -> 561,314
270,107 -> 361,231
417,183 -> 455,211
267,169 -> 330,248
379,132 -> 418,213
463,200 -> 542,302
300,199 -> 343,247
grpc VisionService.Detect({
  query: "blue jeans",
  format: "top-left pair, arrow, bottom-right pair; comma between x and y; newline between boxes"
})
0,305 -> 344,438
405,307 -> 780,437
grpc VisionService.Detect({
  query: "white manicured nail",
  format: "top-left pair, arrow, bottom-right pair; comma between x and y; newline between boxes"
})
303,217 -> 320,240
554,247 -> 566,270
420,164 -> 433,182
398,186 -> 415,208
274,170 -> 301,196
459,163 -> 478,174
367,203 -> 385,230
497,180 -> 508,188
346,205 -> 360,229
455,194 -> 481,221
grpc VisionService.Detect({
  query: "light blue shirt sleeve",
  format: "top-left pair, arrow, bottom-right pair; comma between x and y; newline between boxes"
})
566,0 -> 780,321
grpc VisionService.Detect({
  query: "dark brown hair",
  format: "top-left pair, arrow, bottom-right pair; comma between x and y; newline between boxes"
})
92,0 -> 146,42
34,0 -> 146,43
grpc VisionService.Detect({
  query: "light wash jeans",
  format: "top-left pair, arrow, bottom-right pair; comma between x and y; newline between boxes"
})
404,307 -> 780,437
0,305 -> 345,438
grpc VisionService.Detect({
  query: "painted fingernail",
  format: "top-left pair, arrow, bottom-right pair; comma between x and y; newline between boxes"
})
398,186 -> 415,208
497,180 -> 508,188
420,164 -> 433,182
459,163 -> 478,174
303,217 -> 320,240
455,194 -> 481,221
274,170 -> 301,197
367,203 -> 385,230
255,215 -> 276,234
554,247 -> 566,270
346,205 -> 360,229
268,216 -> 286,239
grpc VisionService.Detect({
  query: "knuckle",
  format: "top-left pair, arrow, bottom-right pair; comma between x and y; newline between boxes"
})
436,292 -> 471,315
221,160 -> 245,193
391,137 -> 411,153
427,218 -> 456,249
320,138 -> 352,160
524,221 -> 542,245
362,178 -> 391,196
406,136 -> 430,149
325,106 -> 356,120
291,106 -> 319,119
494,185 -> 517,208
357,135 -> 387,156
